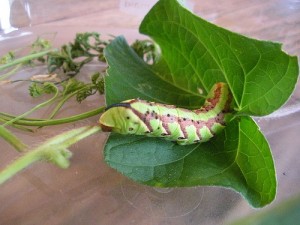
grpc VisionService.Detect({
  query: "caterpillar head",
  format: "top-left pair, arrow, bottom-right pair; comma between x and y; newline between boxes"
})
99,102 -> 148,135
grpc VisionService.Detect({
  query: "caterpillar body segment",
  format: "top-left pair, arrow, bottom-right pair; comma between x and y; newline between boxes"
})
99,82 -> 232,145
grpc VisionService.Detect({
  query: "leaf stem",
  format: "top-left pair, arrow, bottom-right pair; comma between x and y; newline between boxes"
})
1,84 -> 59,127
0,106 -> 105,127
48,87 -> 88,120
0,117 -> 34,132
48,95 -> 73,119
0,126 -> 27,152
0,50 -> 53,71
0,125 -> 102,185
0,64 -> 22,81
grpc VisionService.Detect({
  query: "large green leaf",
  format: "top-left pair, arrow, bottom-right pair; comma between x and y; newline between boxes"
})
140,0 -> 299,116
104,116 -> 276,208
100,0 -> 300,208
102,37 -> 277,207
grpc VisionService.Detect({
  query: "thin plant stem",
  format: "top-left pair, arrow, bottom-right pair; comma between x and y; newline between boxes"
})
2,84 -> 59,127
0,117 -> 34,132
48,95 -> 74,119
0,50 -> 53,71
0,106 -> 105,127
0,126 -> 27,152
0,64 -> 22,81
0,125 -> 102,185
48,87 -> 89,120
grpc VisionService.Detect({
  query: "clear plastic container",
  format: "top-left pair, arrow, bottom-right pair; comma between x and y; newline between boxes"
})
0,0 -> 299,224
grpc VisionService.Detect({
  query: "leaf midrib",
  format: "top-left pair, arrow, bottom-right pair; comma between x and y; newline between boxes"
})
143,19 -> 243,107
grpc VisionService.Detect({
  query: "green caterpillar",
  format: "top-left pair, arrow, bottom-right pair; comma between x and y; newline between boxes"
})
99,82 -> 232,145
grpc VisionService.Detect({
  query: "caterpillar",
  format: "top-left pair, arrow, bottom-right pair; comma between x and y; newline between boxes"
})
99,82 -> 232,145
